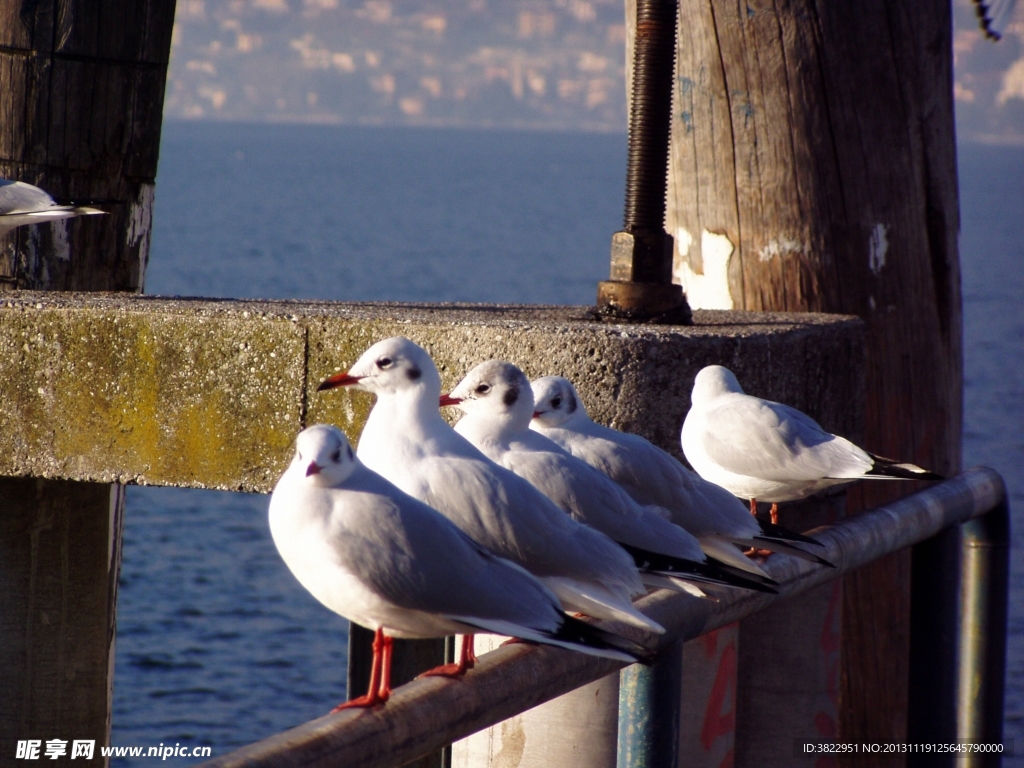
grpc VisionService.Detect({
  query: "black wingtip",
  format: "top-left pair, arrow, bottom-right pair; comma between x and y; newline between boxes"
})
700,556 -> 779,594
756,520 -> 825,547
555,614 -> 656,664
618,542 -> 779,594
867,454 -> 945,482
973,0 -> 1005,40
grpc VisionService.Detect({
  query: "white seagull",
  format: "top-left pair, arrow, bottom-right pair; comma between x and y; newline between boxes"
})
269,425 -> 650,710
681,365 -> 943,523
0,179 -> 105,236
529,375 -> 830,574
445,361 -> 779,594
317,337 -> 664,635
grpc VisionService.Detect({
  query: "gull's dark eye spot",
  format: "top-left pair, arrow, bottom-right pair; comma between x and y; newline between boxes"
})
346,445 -> 354,461
331,449 -> 341,463
376,356 -> 393,369
503,386 -> 519,407
566,392 -> 578,414
551,396 -> 562,409
406,366 -> 422,381
475,383 -> 491,395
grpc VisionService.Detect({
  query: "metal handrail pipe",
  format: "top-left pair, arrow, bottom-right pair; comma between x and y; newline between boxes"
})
199,467 -> 1006,768
959,495 -> 1010,766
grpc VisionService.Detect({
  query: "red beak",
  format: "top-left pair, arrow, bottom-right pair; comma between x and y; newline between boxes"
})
305,461 -> 322,477
438,394 -> 463,407
318,371 -> 364,392
532,411 -> 544,418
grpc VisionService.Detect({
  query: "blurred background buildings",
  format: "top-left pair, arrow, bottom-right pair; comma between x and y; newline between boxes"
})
162,0 -> 1024,141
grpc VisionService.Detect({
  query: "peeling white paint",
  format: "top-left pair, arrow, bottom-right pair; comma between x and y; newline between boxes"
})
675,226 -> 694,257
758,237 -> 809,262
869,223 -> 888,275
127,183 -> 155,249
127,183 -> 156,288
51,219 -> 71,261
674,228 -> 734,310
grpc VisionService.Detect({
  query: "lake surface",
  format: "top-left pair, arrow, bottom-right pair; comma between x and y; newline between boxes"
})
110,121 -> 1024,760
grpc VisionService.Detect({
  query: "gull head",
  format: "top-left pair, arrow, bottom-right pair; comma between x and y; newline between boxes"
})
691,365 -> 745,407
318,337 -> 441,398
530,376 -> 585,427
291,424 -> 358,487
447,360 -> 534,428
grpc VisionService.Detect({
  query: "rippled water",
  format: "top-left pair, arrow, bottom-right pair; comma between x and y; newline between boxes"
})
110,122 -> 1024,761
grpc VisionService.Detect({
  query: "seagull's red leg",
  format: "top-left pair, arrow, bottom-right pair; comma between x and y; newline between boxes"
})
744,498 -> 772,558
770,503 -> 779,525
376,633 -> 394,702
332,627 -> 390,710
418,634 -> 476,678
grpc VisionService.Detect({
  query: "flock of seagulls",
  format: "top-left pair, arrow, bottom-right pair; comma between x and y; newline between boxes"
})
3,178 -> 943,713
270,336 -> 941,711
3,178 -> 942,711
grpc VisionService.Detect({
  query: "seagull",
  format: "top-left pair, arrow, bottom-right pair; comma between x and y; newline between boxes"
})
529,375 -> 830,573
681,365 -> 943,523
269,425 -> 651,710
973,0 -> 1017,40
317,337 -> 665,636
0,179 -> 105,236
445,361 -> 779,595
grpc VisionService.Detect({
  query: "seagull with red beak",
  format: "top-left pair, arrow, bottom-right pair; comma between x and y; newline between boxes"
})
269,424 -> 651,710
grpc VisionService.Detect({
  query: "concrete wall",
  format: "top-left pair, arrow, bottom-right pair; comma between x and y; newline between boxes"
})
0,292 -> 863,492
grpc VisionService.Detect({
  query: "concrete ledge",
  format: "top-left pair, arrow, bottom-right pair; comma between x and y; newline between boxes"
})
0,292 -> 864,492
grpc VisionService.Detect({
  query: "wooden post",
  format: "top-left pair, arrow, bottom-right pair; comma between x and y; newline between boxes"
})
666,0 -> 962,761
0,0 -> 175,759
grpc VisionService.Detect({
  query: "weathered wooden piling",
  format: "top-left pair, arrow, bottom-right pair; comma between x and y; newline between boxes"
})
0,1 -> 175,760
663,0 -> 963,761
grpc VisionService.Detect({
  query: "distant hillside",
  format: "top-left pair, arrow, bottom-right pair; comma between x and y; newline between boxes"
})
163,0 -> 1024,141
164,0 -> 629,130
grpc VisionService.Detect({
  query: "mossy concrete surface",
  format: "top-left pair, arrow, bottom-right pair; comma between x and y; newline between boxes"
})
0,292 -> 864,493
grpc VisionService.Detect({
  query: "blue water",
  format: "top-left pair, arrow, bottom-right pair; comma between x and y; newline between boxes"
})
112,122 -> 1024,759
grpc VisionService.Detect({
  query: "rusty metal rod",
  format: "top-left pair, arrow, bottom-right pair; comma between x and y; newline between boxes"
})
623,0 -> 677,249
596,0 -> 689,322
198,468 -> 1006,768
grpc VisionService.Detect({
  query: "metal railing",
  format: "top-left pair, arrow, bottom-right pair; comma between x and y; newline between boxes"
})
200,467 -> 1009,768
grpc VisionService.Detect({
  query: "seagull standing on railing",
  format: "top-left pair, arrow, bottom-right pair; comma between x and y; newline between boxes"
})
269,425 -> 651,710
528,375 -> 830,571
317,337 -> 664,638
681,365 -> 943,524
0,179 -> 105,236
444,361 -> 778,595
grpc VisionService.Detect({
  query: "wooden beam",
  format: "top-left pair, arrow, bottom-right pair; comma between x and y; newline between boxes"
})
666,0 -> 962,758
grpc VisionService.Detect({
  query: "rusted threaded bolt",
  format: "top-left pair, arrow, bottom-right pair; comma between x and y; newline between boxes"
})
596,0 -> 689,324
